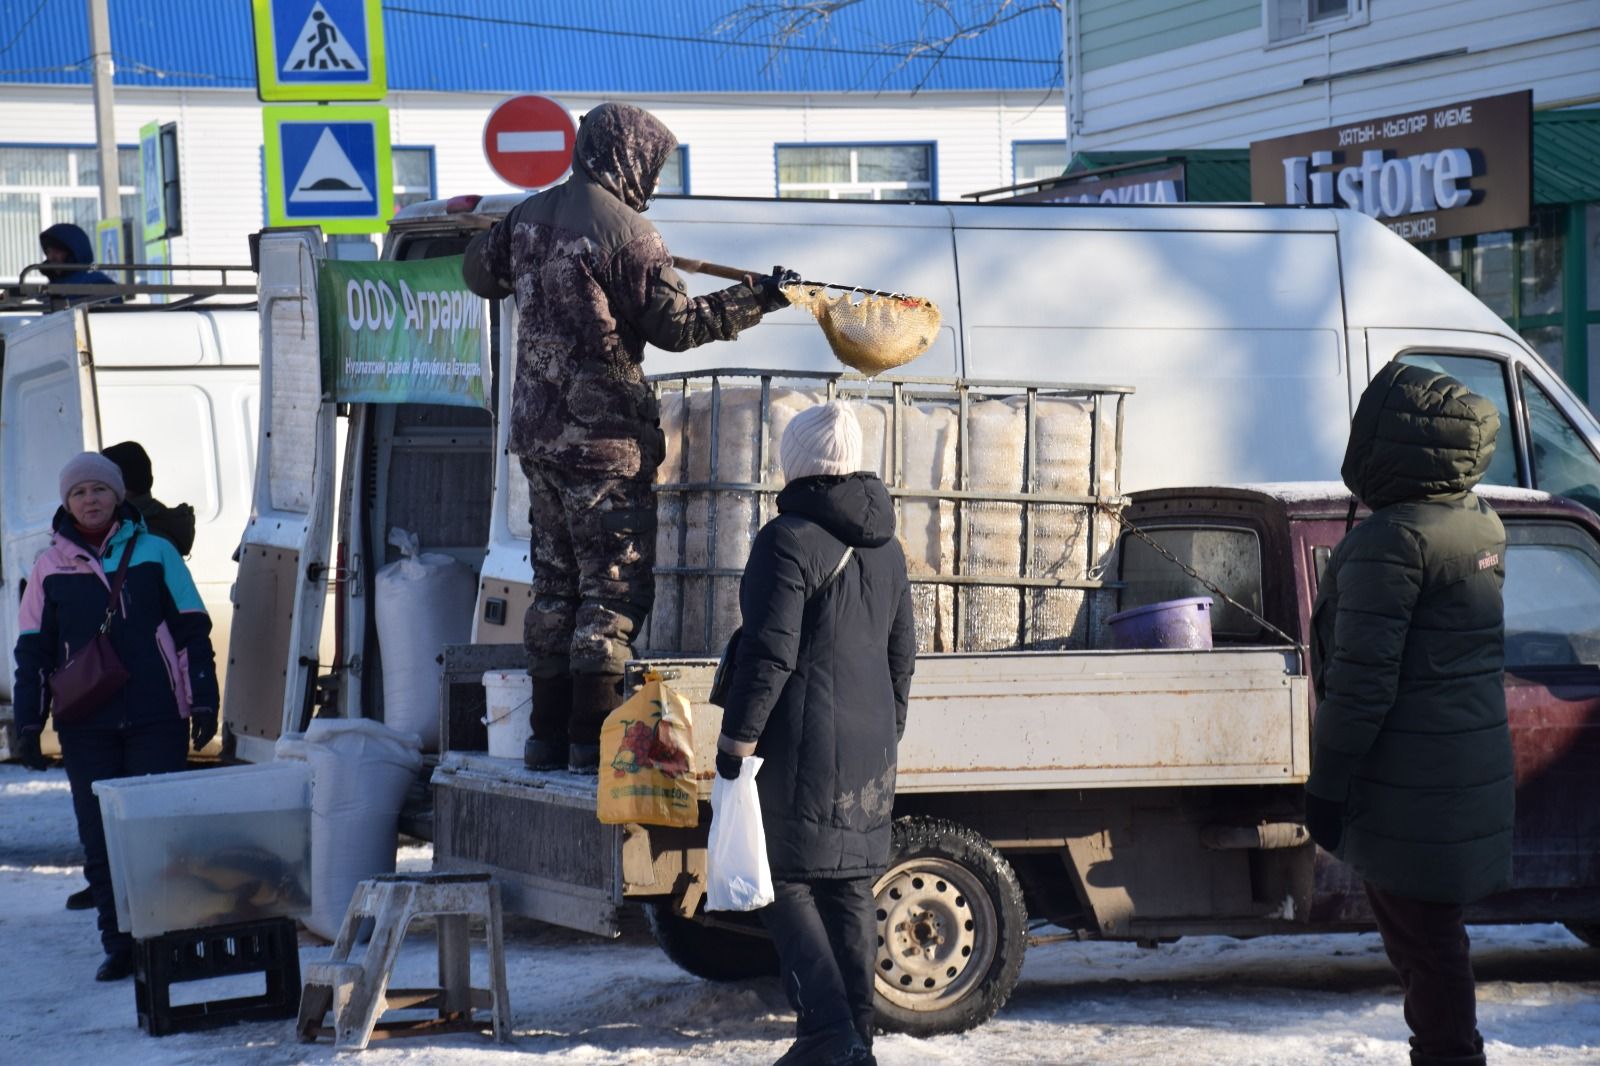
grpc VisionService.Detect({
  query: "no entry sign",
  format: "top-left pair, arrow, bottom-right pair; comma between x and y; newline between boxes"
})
483,95 -> 577,190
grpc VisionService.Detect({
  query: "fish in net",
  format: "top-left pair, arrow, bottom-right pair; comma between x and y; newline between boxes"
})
783,284 -> 942,376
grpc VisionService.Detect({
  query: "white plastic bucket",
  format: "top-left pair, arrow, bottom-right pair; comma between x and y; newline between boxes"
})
482,670 -> 533,759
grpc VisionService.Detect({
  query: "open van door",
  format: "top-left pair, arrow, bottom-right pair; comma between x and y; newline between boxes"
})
223,230 -> 335,763
0,310 -> 98,739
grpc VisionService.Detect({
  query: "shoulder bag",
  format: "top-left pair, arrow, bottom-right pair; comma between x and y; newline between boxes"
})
49,531 -> 139,728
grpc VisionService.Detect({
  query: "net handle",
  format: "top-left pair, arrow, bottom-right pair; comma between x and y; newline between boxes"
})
671,256 -> 908,300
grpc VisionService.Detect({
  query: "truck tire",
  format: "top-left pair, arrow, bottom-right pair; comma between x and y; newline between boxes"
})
643,902 -> 780,982
872,817 -> 1027,1037
1564,923 -> 1600,949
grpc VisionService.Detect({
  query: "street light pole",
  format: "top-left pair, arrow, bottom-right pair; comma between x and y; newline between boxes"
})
87,0 -> 119,227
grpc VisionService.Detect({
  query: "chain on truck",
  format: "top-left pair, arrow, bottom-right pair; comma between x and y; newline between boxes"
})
228,196 -> 1600,1038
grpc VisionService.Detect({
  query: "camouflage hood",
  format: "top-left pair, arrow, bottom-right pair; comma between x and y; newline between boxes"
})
573,102 -> 677,212
1342,362 -> 1501,510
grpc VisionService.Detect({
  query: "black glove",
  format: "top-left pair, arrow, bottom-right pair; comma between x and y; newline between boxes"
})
189,709 -> 218,751
715,750 -> 744,781
16,728 -> 48,771
1304,792 -> 1345,852
746,265 -> 801,313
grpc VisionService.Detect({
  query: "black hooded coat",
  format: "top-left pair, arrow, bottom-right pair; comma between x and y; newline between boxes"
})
1306,362 -> 1513,904
720,474 -> 917,880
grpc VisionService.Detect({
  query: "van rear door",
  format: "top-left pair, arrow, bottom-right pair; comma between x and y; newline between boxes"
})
223,230 -> 336,762
0,310 -> 98,658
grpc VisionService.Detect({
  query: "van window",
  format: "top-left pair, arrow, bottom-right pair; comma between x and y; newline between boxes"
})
1504,526 -> 1600,667
1117,526 -> 1263,639
1521,374 -> 1600,516
1397,353 -> 1518,487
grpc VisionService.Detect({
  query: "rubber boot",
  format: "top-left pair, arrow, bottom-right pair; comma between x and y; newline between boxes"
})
523,674 -> 573,771
569,673 -> 626,774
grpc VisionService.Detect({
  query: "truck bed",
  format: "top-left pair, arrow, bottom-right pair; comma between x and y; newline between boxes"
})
431,646 -> 1308,932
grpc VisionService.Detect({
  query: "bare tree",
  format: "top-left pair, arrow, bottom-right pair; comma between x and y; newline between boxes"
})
714,1 -> 1064,91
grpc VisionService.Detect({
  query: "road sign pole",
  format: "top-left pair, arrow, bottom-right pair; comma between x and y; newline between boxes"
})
87,0 -> 120,220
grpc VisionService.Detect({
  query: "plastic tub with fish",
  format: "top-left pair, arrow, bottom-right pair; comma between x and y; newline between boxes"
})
94,762 -> 312,939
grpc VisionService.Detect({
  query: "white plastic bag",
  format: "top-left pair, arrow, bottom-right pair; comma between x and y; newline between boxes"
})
705,756 -> 775,911
374,527 -> 477,750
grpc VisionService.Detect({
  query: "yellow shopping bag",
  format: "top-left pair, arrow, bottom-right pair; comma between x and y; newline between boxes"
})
596,677 -> 699,828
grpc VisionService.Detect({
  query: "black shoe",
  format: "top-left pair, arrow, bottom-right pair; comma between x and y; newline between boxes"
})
95,948 -> 134,982
524,736 -> 567,771
567,743 -> 600,774
66,886 -> 94,911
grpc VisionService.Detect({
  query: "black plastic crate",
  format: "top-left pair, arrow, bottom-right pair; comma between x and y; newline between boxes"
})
134,917 -> 301,1037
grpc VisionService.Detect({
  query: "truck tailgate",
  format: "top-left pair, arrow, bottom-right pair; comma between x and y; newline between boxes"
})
431,755 -> 623,936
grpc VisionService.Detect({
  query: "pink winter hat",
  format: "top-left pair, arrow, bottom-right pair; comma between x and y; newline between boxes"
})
59,451 -> 126,505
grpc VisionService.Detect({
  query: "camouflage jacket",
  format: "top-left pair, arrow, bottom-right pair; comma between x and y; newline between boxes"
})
464,102 -> 767,477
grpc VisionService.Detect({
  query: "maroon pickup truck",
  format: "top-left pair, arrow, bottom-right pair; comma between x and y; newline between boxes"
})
1123,483 -> 1600,936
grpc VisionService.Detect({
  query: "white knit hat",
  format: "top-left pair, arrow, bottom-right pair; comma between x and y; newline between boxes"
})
59,451 -> 126,505
781,401 -> 862,482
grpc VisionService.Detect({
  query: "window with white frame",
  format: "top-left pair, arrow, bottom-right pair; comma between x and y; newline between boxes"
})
1014,142 -> 1068,185
392,147 -> 436,210
0,145 -> 141,281
1266,0 -> 1368,44
777,144 -> 934,202
656,146 -> 688,196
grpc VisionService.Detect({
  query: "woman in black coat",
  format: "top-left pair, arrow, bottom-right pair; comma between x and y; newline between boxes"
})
717,401 -> 916,1066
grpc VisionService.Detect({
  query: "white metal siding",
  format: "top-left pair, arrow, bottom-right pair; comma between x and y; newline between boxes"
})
1074,0 -> 1600,150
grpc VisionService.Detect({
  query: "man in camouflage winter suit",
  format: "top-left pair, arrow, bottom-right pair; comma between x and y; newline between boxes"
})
464,102 -> 795,772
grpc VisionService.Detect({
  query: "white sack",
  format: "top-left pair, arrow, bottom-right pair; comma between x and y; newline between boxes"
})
294,718 -> 423,940
705,756 -> 775,912
374,527 -> 477,750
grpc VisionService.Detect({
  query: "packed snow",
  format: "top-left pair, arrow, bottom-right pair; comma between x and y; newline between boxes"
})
2,763 -> 1597,1065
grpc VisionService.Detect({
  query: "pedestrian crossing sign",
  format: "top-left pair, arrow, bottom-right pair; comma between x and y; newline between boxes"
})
253,0 -> 386,102
263,105 -> 393,233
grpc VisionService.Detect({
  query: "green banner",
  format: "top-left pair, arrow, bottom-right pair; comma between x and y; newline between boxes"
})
317,255 -> 491,408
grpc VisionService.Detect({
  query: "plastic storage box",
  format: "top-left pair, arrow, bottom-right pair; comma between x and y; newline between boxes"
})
93,762 -> 312,940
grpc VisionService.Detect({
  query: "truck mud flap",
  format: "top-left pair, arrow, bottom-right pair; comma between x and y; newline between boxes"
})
432,756 -> 623,937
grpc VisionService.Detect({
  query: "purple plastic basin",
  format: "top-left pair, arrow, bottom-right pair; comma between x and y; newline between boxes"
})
1107,596 -> 1214,651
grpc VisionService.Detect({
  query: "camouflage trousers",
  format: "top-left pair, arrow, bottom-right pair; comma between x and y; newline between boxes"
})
521,457 -> 657,678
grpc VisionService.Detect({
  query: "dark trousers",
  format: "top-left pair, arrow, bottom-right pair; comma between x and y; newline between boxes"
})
761,876 -> 877,1062
60,719 -> 189,953
1366,882 -> 1484,1064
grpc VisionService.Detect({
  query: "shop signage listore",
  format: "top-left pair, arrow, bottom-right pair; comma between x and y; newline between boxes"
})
1249,90 -> 1531,243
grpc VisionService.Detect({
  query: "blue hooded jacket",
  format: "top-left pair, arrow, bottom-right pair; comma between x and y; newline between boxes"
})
39,223 -> 118,299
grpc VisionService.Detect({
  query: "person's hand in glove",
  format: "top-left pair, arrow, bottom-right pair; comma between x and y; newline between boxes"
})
745,265 -> 802,313
1303,791 -> 1344,852
16,727 -> 48,771
189,709 -> 218,751
715,750 -> 744,781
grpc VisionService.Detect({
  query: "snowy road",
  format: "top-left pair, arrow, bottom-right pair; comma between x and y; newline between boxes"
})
3,765 -> 1597,1065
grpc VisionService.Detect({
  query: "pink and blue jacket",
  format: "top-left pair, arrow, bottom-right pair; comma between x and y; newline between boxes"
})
12,505 -> 218,733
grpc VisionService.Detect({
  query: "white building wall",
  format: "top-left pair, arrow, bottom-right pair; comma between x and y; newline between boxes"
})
1072,0 -> 1600,151
0,84 -> 1065,280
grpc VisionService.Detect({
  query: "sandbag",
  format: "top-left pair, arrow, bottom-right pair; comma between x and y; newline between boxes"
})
374,528 -> 477,750
281,719 -> 423,941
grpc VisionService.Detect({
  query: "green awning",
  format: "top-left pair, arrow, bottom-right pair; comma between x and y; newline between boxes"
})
1066,110 -> 1600,207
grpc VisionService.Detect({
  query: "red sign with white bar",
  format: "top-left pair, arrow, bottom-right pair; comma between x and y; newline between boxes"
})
483,94 -> 577,190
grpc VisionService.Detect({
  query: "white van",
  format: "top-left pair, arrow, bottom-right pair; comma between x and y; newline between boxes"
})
226,199 -> 1600,757
0,302 -> 259,756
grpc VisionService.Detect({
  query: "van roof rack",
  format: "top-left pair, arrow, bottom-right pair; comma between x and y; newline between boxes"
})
0,261 -> 257,312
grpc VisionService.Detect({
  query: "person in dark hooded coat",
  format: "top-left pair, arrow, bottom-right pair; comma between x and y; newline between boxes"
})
1305,361 -> 1512,1066
463,101 -> 798,773
718,401 -> 917,1066
39,223 -> 117,301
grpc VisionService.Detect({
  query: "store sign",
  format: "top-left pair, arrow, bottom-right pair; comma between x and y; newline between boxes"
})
316,256 -> 491,409
1249,90 -> 1531,243
1009,163 -> 1186,205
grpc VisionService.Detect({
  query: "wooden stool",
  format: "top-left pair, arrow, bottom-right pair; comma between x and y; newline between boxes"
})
297,872 -> 511,1051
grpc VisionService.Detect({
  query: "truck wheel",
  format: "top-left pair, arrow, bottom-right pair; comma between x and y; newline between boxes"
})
1564,922 -> 1600,948
643,902 -> 780,982
872,817 -> 1027,1036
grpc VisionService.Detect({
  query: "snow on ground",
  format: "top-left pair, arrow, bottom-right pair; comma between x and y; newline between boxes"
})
2,762 -> 1598,1065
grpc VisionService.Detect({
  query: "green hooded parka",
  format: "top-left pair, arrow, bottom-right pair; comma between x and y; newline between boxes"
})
1306,361 -> 1513,905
